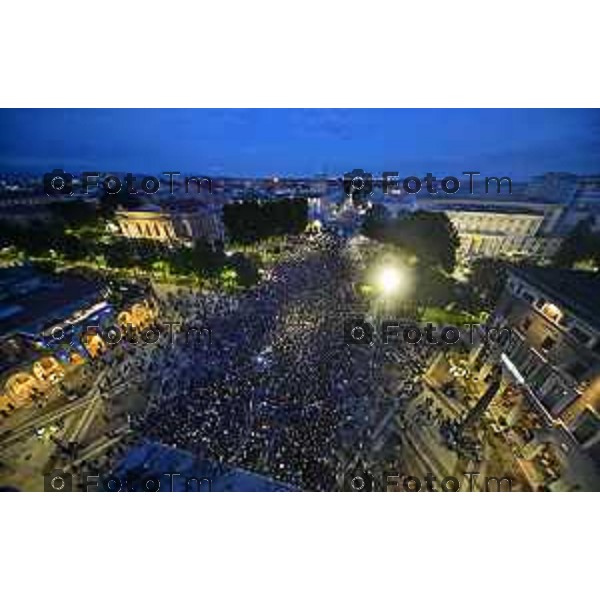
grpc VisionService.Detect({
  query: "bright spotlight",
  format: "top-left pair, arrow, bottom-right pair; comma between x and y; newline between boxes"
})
377,266 -> 401,296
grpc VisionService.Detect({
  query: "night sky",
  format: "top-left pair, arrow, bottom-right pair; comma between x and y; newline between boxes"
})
0,109 -> 598,179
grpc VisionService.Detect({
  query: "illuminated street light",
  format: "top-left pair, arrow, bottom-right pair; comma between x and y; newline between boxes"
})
376,265 -> 402,296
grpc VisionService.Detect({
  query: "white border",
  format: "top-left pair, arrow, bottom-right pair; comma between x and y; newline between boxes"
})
1,1 -> 597,107
3,493 -> 595,600
2,2 -> 597,597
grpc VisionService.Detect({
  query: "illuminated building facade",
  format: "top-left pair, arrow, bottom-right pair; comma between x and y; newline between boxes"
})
416,199 -> 564,260
116,202 -> 224,245
469,266 -> 600,489
0,266 -> 156,412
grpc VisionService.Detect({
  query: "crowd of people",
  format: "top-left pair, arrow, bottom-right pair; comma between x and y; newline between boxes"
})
95,233 -> 431,490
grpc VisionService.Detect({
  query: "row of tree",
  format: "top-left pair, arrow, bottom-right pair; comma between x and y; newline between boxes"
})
223,197 -> 308,243
101,238 -> 260,287
0,216 -> 260,288
0,193 -> 136,260
0,219 -> 90,260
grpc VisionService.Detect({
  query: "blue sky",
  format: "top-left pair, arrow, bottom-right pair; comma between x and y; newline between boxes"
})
0,109 -> 598,178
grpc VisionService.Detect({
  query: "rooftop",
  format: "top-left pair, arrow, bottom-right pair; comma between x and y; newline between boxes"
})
416,198 -> 556,216
116,198 -> 214,216
0,266 -> 103,339
112,443 -> 299,492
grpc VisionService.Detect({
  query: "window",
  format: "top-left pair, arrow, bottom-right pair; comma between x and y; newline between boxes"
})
521,317 -> 532,331
542,303 -> 562,322
535,297 -> 546,308
513,342 -> 530,370
522,351 -> 540,377
565,361 -> 588,381
572,408 -> 600,446
540,381 -> 566,413
541,336 -> 556,353
558,314 -> 571,327
571,327 -> 591,345
531,363 -> 553,389
522,292 -> 535,303
507,334 -> 520,355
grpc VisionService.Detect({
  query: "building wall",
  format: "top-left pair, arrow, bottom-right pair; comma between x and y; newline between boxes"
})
457,232 -> 562,260
447,210 -> 555,259
461,270 -> 600,487
117,213 -> 176,241
116,209 -> 224,244
482,273 -> 600,450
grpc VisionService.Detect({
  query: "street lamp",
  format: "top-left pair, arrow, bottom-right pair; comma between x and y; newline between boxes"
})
376,265 -> 402,296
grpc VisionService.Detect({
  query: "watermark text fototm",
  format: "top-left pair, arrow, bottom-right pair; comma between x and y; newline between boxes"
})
347,471 -> 513,492
47,320 -> 212,348
343,169 -> 512,197
44,469 -> 212,492
43,169 -> 212,197
344,319 -> 512,347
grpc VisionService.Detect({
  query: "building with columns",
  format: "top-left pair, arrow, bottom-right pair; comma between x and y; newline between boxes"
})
116,201 -> 224,245
416,198 -> 564,261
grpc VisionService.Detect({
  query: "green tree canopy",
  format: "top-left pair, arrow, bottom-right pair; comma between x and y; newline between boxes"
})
467,257 -> 508,310
554,217 -> 600,268
223,197 -> 308,243
363,210 -> 460,272
47,200 -> 99,228
361,203 -> 390,239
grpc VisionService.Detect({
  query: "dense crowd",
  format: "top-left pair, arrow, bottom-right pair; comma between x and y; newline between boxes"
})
100,233 -> 430,490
